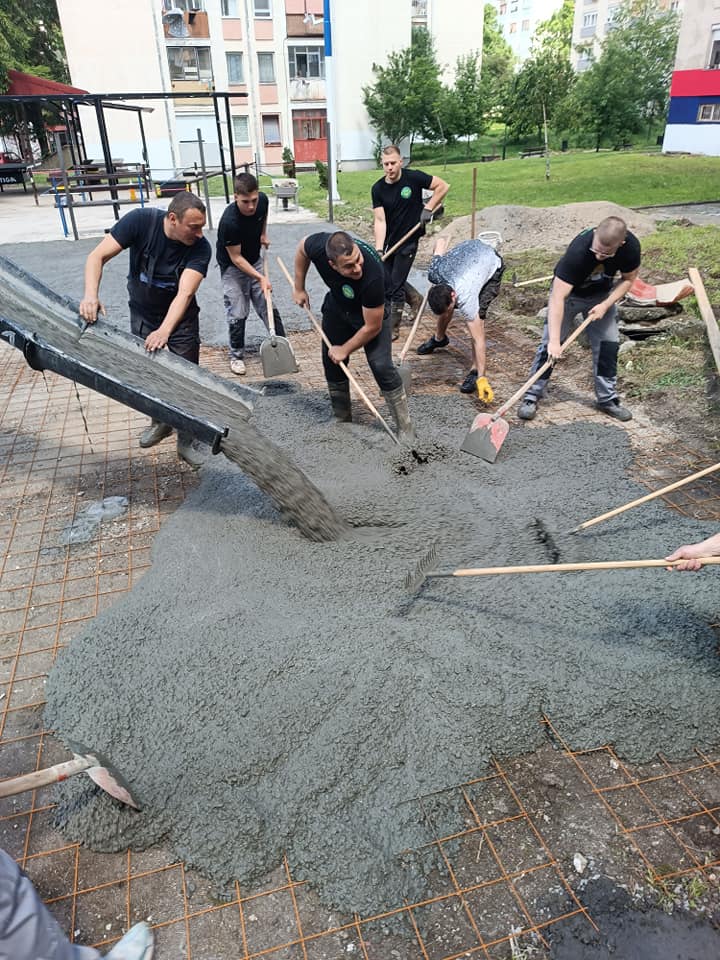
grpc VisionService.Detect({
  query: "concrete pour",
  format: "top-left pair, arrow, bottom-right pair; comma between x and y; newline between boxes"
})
45,388 -> 720,916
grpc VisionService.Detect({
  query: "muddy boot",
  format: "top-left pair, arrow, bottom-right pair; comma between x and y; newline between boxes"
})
176,432 -> 207,470
139,419 -> 172,448
390,302 -> 404,341
404,282 -> 423,315
382,385 -> 415,441
328,381 -> 352,422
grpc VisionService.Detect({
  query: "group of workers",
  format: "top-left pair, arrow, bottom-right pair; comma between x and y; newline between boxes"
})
77,148 -> 718,565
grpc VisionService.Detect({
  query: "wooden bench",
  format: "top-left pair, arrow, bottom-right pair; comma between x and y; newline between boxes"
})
45,173 -> 148,239
481,154 -> 500,162
520,148 -> 545,158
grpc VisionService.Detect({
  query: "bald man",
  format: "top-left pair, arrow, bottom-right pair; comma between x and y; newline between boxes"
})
517,216 -> 640,423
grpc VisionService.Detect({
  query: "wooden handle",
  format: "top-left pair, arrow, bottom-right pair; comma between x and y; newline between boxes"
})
689,267 -> 720,376
0,756 -> 91,797
513,274 -> 554,288
398,289 -> 430,363
493,313 -> 595,421
276,257 -> 399,444
381,223 -> 422,262
263,257 -> 276,337
577,461 -> 720,532
470,167 -> 477,240
432,557 -> 720,577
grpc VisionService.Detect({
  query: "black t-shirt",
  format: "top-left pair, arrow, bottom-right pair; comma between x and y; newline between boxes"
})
111,207 -> 211,288
304,233 -> 384,318
371,168 -> 433,248
216,192 -> 269,271
555,228 -> 641,296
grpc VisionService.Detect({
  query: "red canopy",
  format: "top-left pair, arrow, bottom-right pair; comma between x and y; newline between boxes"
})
6,70 -> 87,97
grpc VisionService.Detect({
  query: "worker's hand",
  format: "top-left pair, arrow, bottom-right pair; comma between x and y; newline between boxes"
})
293,287 -> 310,308
79,298 -> 105,324
476,376 -> 494,404
328,345 -> 349,365
260,234 -> 270,248
259,275 -> 272,295
419,207 -> 434,225
587,300 -> 609,323
547,339 -> 563,361
665,546 -> 704,572
144,326 -> 170,353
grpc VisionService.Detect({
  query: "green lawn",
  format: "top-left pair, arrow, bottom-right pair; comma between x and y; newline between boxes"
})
289,151 -> 720,223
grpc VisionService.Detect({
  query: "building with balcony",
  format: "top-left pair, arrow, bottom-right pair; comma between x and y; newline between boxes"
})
489,0 -> 564,64
663,0 -> 720,155
570,0 -> 683,71
54,0 -> 484,178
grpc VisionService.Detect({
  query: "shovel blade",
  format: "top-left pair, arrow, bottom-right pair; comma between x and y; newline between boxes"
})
460,413 -> 509,463
260,335 -> 299,378
398,359 -> 412,395
86,761 -> 140,809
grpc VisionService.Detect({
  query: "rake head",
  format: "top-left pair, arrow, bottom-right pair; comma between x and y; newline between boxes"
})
404,542 -> 439,592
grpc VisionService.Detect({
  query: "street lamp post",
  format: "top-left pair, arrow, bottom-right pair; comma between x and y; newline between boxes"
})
323,0 -> 340,220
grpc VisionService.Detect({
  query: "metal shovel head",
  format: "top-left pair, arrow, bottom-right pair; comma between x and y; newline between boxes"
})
82,754 -> 140,809
398,359 -> 412,395
260,334 -> 299,378
460,412 -> 509,463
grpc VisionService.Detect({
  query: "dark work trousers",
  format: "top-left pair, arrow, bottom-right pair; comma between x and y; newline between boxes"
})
321,294 -> 401,392
383,241 -> 418,305
477,265 -> 505,319
128,277 -> 200,365
523,287 -> 620,405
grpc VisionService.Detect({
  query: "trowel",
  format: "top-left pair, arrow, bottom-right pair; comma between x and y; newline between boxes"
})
0,751 -> 139,808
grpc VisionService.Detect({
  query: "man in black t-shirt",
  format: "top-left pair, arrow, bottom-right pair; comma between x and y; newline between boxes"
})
292,231 -> 414,438
372,145 -> 449,340
216,172 -> 286,377
517,216 -> 641,423
79,192 -> 211,468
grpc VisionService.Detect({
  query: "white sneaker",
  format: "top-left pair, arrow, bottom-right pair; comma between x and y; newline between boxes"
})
105,921 -> 154,959
230,358 -> 246,376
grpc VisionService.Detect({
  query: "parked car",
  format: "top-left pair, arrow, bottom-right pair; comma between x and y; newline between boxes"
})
0,152 -> 23,165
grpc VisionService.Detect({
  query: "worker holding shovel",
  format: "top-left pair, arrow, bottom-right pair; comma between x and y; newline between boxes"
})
417,235 -> 504,397
517,216 -> 640,423
0,847 -> 153,958
292,231 -> 414,439
372,145 -> 449,340
216,172 -> 288,377
666,531 -> 720,571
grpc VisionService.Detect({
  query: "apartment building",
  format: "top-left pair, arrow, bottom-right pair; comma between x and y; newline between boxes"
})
571,0 -> 682,71
54,0 -> 484,178
489,0 -> 564,63
663,0 -> 720,155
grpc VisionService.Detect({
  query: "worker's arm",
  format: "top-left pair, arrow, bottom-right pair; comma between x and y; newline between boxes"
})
586,268 -> 639,323
328,304 -> 384,365
433,236 -> 450,257
79,234 -> 123,322
143,268 -> 205,353
372,206 -> 387,255
226,243 -> 270,294
292,239 -> 312,308
666,530 -> 720,571
424,175 -> 449,214
546,276 -> 573,359
466,315 -> 487,377
260,215 -> 269,249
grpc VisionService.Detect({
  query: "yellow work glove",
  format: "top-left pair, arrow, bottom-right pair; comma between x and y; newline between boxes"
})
476,376 -> 494,404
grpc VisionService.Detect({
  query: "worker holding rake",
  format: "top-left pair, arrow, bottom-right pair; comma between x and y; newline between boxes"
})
517,216 -> 640,423
417,235 -> 504,398
666,531 -> 720,571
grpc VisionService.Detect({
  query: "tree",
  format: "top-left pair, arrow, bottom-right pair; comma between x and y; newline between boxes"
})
362,29 -> 443,148
564,0 -> 679,147
0,0 -> 68,91
479,3 -> 515,124
446,51 -> 485,153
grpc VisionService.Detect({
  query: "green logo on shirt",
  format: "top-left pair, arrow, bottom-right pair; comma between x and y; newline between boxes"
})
341,284 -> 355,299
400,186 -> 412,199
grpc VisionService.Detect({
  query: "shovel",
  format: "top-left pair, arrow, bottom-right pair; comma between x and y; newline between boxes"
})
259,258 -> 298,378
460,313 -> 595,463
397,288 -> 430,393
380,223 -> 423,262
0,751 -> 139,808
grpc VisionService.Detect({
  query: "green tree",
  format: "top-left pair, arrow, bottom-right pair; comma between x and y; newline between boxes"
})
447,50 -> 485,153
479,3 -> 515,123
534,0 -> 575,53
564,0 -> 679,147
362,28 -> 443,148
0,0 -> 68,90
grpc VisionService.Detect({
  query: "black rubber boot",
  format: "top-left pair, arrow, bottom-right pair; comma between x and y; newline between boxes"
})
390,302 -> 404,341
382,385 -> 416,440
404,282 -> 423,315
327,382 -> 352,422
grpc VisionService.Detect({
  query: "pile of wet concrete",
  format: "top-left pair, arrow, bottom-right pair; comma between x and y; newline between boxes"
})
46,389 -> 720,915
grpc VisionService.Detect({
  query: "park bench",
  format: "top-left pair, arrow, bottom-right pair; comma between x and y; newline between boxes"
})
520,148 -> 545,158
481,154 -> 500,162
45,170 -> 148,239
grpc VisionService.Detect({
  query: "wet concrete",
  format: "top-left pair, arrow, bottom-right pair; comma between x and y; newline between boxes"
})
44,390 -> 720,916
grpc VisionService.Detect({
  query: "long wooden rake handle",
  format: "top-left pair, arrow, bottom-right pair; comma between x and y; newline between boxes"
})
492,313 -> 595,422
381,223 -> 422,262
575,462 -> 720,533
513,274 -> 554,288
431,557 -> 720,578
399,288 -> 431,363
276,257 -> 399,444
263,257 -> 276,338
0,756 -> 92,797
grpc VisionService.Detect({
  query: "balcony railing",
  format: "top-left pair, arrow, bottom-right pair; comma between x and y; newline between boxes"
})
412,0 -> 427,18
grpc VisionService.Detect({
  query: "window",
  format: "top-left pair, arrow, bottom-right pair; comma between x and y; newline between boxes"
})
521,18 -> 529,30
232,116 -> 250,144
262,115 -> 281,145
698,103 -> 720,121
711,39 -> 720,69
499,2 -> 506,13
606,6 -> 619,23
509,21 -> 517,32
257,52 -> 276,83
292,109 -> 326,140
170,0 -> 204,10
254,0 -> 271,17
583,12 -> 597,26
288,45 -> 325,80
221,0 -> 238,14
510,1 -> 518,11
167,46 -> 213,81
226,53 -> 244,84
